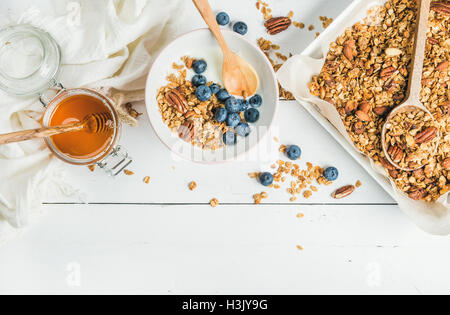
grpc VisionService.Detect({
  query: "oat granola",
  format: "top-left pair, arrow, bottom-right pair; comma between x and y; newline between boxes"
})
384,108 -> 439,170
156,58 -> 227,150
309,0 -> 449,202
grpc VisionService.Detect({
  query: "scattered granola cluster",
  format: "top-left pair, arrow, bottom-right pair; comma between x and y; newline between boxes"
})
384,108 -> 440,170
249,154 -> 333,204
255,2 -> 336,100
309,0 -> 449,202
157,58 -> 226,150
257,37 -> 295,100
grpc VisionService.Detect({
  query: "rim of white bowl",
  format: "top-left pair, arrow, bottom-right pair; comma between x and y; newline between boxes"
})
145,28 -> 279,164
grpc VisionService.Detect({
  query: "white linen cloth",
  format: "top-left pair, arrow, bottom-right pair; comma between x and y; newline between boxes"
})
0,0 -> 184,242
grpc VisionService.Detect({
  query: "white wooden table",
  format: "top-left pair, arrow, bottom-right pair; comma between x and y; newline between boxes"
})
1,0 -> 450,295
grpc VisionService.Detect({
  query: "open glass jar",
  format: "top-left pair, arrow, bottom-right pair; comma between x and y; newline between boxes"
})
0,24 -> 132,176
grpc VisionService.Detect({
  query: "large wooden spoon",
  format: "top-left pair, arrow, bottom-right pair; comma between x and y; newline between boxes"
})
0,113 -> 112,146
192,0 -> 260,97
381,0 -> 439,171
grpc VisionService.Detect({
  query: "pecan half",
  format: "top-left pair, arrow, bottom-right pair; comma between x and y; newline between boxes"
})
428,37 -> 439,45
380,66 -> 397,80
431,2 -> 450,16
415,127 -> 438,144
380,157 -> 396,171
178,120 -> 194,142
393,93 -> 405,102
373,106 -> 391,116
389,169 -> 399,179
332,185 -> 355,199
442,158 -> 450,170
436,61 -> 449,71
388,145 -> 404,163
166,89 -> 188,114
264,17 -> 292,35
409,189 -> 427,201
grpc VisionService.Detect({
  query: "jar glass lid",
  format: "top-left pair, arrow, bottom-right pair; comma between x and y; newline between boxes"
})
0,24 -> 61,96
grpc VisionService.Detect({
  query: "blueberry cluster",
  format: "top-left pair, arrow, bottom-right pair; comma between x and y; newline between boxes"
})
189,59 -> 263,147
215,11 -> 248,36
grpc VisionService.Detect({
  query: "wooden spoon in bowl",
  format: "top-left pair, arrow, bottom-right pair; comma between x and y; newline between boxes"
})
0,113 -> 112,146
192,0 -> 260,97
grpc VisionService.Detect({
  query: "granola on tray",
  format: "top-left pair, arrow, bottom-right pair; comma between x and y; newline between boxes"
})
309,0 -> 449,202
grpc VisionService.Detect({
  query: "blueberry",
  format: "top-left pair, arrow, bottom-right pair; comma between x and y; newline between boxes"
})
259,172 -> 274,187
233,21 -> 248,35
249,94 -> 263,108
217,89 -> 231,102
235,123 -> 251,137
192,75 -> 207,87
214,107 -> 228,123
223,131 -> 237,145
324,167 -> 339,181
216,12 -> 230,26
192,60 -> 207,74
195,85 -> 212,101
226,113 -> 241,128
244,108 -> 260,123
225,97 -> 240,113
209,83 -> 220,95
238,99 -> 249,112
286,145 -> 302,160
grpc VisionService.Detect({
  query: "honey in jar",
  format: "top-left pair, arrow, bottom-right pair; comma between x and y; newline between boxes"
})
48,94 -> 114,160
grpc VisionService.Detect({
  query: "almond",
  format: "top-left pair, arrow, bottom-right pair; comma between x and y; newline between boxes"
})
359,101 -> 371,113
436,61 -> 449,71
385,48 -> 402,57
344,39 -> 356,62
356,110 -> 371,122
373,106 -> 391,116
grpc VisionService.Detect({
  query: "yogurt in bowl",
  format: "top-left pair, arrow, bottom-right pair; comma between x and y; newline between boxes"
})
145,28 -> 278,163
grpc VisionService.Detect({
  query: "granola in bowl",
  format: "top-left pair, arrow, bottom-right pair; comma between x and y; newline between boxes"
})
308,0 -> 449,202
156,61 -> 226,151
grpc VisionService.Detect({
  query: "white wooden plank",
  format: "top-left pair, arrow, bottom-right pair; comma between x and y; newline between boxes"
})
47,101 -> 394,204
0,204 -> 449,295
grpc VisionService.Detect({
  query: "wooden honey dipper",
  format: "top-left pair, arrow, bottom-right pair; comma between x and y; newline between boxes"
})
0,113 -> 112,146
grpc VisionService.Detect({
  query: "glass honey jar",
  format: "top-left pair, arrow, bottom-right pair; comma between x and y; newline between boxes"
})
0,24 -> 132,176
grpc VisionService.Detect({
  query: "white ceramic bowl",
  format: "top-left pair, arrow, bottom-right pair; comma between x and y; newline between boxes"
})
145,29 -> 278,163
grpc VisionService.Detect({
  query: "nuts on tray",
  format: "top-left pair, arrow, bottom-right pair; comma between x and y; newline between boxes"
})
384,108 -> 439,170
309,0 -> 450,202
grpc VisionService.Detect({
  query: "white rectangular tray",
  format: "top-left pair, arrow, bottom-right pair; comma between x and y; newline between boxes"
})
297,0 -> 396,201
